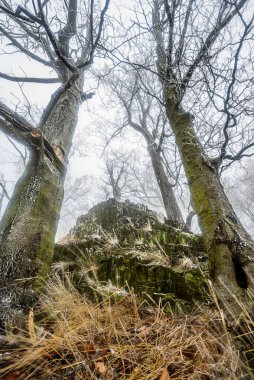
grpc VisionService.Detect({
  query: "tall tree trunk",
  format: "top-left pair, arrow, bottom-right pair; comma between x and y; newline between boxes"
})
165,96 -> 254,319
148,143 -> 184,226
0,85 -> 80,330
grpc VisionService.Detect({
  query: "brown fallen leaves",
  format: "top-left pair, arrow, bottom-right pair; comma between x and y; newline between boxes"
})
95,361 -> 106,374
159,368 -> 170,380
0,275 -> 251,379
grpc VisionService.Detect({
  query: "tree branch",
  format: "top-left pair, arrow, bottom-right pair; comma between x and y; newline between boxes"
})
0,100 -> 34,132
181,0 -> 248,91
37,0 -> 76,73
0,102 -> 65,173
80,91 -> 95,102
163,0 -> 174,65
58,0 -> 78,59
0,4 -> 36,23
6,135 -> 27,166
174,0 -> 194,66
224,142 -> 254,163
0,181 -> 10,200
0,72 -> 60,84
78,0 -> 110,69
0,25 -> 53,67
219,12 -> 254,164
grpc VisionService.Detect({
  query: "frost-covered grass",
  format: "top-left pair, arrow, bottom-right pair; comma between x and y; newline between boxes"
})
0,274 -> 253,379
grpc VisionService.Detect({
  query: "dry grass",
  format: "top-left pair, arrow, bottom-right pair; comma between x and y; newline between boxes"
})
0,275 -> 252,380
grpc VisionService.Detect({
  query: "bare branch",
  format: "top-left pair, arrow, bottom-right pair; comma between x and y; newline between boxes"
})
6,136 -> 27,166
0,4 -> 36,23
174,0 -> 194,66
80,91 -> 95,102
78,0 -> 110,69
163,0 -> 177,65
0,25 -> 53,67
219,12 -> 254,164
224,142 -> 254,163
58,0 -> 78,58
0,100 -> 34,132
0,72 -> 60,84
37,0 -> 77,73
0,182 -> 10,200
0,101 -> 65,173
181,0 -> 249,91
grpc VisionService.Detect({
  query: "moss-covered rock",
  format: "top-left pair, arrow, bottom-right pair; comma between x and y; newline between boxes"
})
54,199 -> 209,311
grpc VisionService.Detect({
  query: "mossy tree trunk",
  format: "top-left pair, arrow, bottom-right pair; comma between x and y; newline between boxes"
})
165,96 -> 254,318
150,0 -> 254,320
0,86 -> 80,329
0,0 -> 110,330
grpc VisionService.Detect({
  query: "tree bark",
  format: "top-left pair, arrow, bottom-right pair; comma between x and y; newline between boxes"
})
165,95 -> 254,319
148,143 -> 184,226
0,85 -> 80,330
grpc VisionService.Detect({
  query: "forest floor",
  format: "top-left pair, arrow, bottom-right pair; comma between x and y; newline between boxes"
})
0,274 -> 253,380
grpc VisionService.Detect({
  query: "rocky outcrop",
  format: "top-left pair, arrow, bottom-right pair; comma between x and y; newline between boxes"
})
54,199 -> 209,311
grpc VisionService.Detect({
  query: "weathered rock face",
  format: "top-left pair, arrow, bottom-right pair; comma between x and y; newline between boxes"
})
54,199 -> 209,311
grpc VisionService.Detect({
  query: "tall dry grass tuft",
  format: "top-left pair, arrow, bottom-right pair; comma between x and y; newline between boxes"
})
0,273 -> 252,379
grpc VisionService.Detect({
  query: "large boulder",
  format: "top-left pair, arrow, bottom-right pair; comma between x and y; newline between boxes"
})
54,199 -> 209,311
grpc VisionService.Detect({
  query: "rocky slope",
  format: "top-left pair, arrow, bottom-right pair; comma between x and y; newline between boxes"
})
54,199 -> 209,311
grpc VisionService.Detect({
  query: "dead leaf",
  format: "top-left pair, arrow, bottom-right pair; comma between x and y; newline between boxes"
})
95,361 -> 106,374
98,348 -> 110,359
137,325 -> 149,336
78,342 -> 96,356
159,368 -> 170,380
197,363 -> 211,372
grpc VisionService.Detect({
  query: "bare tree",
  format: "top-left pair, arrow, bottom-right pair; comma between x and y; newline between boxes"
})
59,174 -> 91,234
0,0 -> 110,328
128,159 -> 165,213
227,163 -> 254,238
148,0 -> 254,317
94,141 -> 167,212
97,150 -> 132,202
0,175 -> 10,214
103,69 -> 184,226
102,0 -> 254,316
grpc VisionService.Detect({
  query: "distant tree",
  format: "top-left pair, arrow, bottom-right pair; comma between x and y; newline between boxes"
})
98,150 -> 132,202
103,70 -> 184,226
0,0 -> 110,328
95,144 -> 167,214
58,174 -> 91,237
227,164 -> 254,238
0,175 -> 10,214
128,159 -> 165,213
